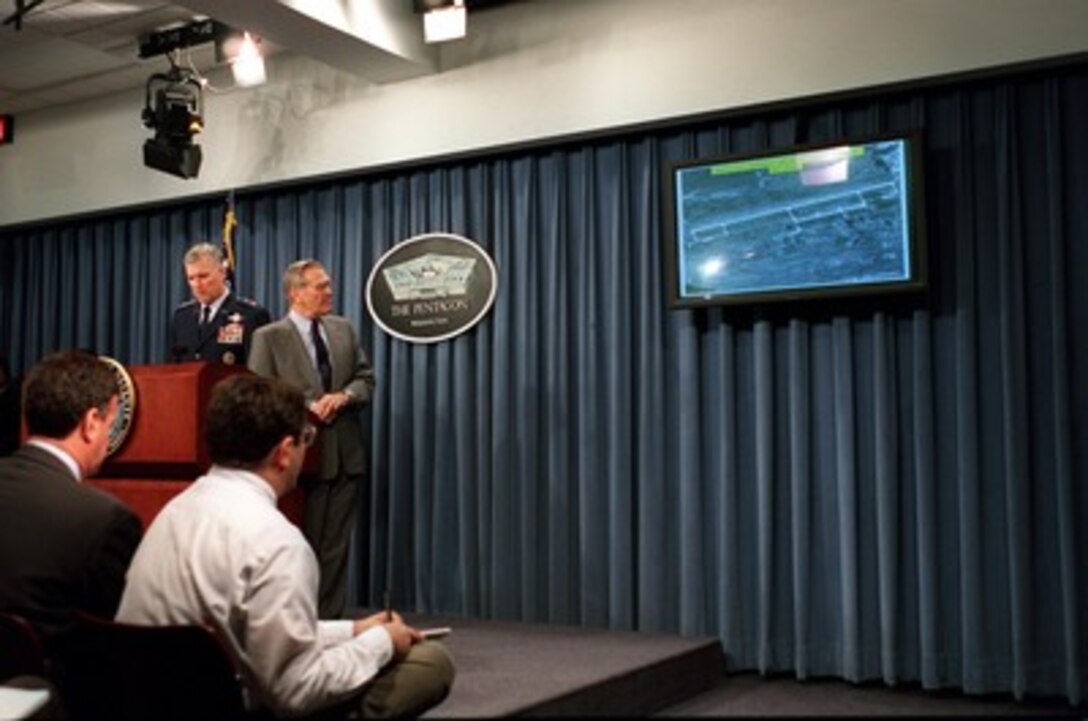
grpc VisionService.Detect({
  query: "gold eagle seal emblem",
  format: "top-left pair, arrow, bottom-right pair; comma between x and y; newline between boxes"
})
98,356 -> 137,456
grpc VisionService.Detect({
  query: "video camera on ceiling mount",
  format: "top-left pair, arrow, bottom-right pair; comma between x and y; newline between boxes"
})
142,63 -> 203,179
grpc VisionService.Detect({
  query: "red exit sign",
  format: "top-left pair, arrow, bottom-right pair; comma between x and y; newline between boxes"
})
0,114 -> 13,145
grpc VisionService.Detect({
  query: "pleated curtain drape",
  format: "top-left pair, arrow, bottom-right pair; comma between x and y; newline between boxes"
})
2,60 -> 1086,703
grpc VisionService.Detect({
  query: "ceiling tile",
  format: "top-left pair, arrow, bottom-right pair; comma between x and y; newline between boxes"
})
1,33 -> 137,83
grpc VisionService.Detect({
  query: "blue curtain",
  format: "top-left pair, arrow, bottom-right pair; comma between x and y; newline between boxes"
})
2,61 -> 1086,703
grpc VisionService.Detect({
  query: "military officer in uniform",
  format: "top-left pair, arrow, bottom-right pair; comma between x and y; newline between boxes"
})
169,242 -> 271,365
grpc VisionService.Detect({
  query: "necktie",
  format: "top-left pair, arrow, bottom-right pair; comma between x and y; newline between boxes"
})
200,306 -> 211,326
311,319 -> 332,392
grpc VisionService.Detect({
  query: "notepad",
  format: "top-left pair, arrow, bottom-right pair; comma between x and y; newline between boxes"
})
0,686 -> 50,720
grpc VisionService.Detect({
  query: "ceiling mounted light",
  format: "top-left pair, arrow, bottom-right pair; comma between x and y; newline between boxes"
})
140,18 -> 266,89
225,32 -> 266,88
142,65 -> 203,179
139,18 -> 225,60
415,0 -> 466,43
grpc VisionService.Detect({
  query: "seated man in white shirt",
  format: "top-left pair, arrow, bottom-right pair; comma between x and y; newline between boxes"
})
117,374 -> 454,718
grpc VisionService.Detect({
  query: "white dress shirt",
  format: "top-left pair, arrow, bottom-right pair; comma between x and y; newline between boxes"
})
287,308 -> 329,371
116,466 -> 392,717
201,288 -> 230,324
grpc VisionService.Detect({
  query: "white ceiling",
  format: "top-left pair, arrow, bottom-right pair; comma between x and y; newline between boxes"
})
0,1 -> 223,113
0,0 -> 488,115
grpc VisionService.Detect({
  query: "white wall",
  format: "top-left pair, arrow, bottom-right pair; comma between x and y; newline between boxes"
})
3,0 -> 1087,226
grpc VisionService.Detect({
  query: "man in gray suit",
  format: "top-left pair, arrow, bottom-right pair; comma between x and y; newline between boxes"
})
248,260 -> 375,619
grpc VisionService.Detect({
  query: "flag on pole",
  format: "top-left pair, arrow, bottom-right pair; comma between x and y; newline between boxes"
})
222,191 -> 237,287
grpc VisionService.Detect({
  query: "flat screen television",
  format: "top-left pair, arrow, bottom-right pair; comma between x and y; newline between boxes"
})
663,131 -> 927,309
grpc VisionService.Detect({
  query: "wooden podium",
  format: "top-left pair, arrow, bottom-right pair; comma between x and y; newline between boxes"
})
88,362 -> 307,529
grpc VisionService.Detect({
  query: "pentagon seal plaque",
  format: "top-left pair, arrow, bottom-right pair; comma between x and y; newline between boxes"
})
366,233 -> 497,344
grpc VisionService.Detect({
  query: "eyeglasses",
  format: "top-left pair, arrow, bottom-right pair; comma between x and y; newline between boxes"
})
300,424 -> 317,447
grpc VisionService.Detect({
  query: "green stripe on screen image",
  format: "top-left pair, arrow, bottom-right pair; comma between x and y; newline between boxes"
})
709,145 -> 865,176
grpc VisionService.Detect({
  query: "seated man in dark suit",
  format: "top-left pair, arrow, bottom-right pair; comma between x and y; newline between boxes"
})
0,355 -> 20,457
0,350 -> 142,639
168,242 -> 270,365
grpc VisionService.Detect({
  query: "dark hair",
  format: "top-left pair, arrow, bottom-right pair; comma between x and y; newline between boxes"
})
204,374 -> 307,468
22,350 -> 118,438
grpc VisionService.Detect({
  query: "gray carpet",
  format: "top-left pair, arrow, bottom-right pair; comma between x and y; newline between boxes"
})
402,613 -> 721,717
657,672 -> 1083,717
394,612 -> 1081,718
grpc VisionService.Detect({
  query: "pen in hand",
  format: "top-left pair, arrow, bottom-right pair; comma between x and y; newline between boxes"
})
383,589 -> 392,622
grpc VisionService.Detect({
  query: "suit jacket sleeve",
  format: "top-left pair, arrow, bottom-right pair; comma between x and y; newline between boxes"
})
81,505 -> 142,619
342,321 -> 375,406
248,325 -> 275,378
249,323 -> 325,405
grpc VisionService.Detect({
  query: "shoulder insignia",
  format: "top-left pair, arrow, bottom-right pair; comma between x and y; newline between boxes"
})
177,299 -> 198,309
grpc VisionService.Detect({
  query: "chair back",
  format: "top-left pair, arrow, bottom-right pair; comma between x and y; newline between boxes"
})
52,611 -> 251,721
0,610 -> 48,681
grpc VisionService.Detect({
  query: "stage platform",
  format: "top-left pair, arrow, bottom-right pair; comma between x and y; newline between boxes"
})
399,613 -> 724,717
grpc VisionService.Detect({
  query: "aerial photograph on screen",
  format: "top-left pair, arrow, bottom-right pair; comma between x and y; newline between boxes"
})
675,139 -> 912,300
